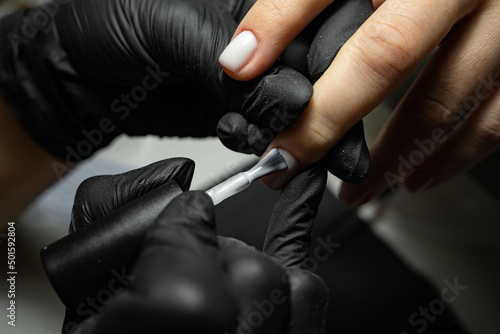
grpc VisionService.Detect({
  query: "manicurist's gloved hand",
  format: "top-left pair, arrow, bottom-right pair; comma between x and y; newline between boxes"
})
0,0 -> 311,163
0,0 -> 369,185
219,0 -> 374,188
42,158 -> 329,334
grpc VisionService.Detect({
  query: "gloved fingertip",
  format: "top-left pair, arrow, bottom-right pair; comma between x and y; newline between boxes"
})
307,0 -> 374,82
173,158 -> 196,191
217,113 -> 270,156
156,191 -> 216,233
326,145 -> 371,184
216,112 -> 250,152
325,121 -> 371,183
286,268 -> 329,334
267,66 -> 313,110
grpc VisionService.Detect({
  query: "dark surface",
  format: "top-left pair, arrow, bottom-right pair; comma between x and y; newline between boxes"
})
215,181 -> 470,334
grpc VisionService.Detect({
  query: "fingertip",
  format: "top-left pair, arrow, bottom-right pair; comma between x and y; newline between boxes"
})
219,30 -> 259,80
157,191 -> 216,232
219,0 -> 331,81
219,28 -> 278,81
261,148 -> 301,190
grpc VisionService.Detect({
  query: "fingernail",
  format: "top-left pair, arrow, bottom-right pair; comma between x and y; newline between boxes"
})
262,149 -> 301,190
339,183 -> 373,207
404,170 -> 436,193
219,30 -> 258,72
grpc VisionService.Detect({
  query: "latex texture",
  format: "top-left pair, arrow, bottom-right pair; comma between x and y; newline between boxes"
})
0,0 -> 371,183
41,158 -> 329,334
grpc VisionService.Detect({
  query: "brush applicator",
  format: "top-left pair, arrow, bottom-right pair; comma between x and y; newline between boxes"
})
206,148 -> 289,205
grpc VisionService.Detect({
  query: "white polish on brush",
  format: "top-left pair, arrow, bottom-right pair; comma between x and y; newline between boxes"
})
219,30 -> 258,72
206,148 -> 288,205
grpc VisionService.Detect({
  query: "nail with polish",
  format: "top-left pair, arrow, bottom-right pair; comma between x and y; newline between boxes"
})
261,149 -> 301,190
219,30 -> 258,72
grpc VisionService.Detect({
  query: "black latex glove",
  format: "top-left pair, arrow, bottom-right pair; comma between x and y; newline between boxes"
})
310,0 -> 373,183
40,158 -> 195,314
285,0 -> 374,183
218,0 -> 374,183
0,0 -> 310,163
0,0 -> 369,183
42,160 -> 328,334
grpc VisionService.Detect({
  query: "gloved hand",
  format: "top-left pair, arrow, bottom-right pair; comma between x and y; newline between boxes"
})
41,159 -> 329,334
306,0 -> 373,183
218,0 -> 374,183
0,0 -> 368,183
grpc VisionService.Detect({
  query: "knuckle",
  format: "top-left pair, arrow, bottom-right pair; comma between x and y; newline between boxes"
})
352,13 -> 422,81
419,90 -> 455,127
400,85 -> 457,138
260,0 -> 292,17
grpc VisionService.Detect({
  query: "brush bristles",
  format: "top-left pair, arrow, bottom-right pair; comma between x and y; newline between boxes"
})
246,148 -> 288,181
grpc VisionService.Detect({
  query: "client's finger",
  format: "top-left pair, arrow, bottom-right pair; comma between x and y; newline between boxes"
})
263,0 -> 478,189
219,0 -> 334,80
339,3 -> 500,205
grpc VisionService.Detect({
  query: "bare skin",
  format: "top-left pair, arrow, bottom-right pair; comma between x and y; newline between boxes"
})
222,0 -> 500,206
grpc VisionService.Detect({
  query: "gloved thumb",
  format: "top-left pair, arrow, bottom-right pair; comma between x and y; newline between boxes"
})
92,191 -> 238,334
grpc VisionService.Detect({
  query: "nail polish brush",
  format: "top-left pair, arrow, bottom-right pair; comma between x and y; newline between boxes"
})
206,148 -> 288,205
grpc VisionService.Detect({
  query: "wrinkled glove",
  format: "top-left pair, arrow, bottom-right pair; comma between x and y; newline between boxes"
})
219,0 -> 374,182
0,0 -> 369,183
41,158 -> 329,334
310,0 -> 373,183
298,0 -> 374,183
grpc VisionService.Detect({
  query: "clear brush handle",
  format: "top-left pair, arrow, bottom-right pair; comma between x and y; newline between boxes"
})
205,148 -> 288,205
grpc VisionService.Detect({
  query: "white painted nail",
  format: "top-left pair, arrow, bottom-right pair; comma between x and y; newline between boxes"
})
219,31 -> 258,72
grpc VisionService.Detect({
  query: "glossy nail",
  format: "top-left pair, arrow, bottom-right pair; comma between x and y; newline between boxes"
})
262,149 -> 301,190
219,31 -> 258,72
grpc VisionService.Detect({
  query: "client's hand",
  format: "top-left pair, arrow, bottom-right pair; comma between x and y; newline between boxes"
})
43,158 -> 329,334
0,0 -> 368,185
